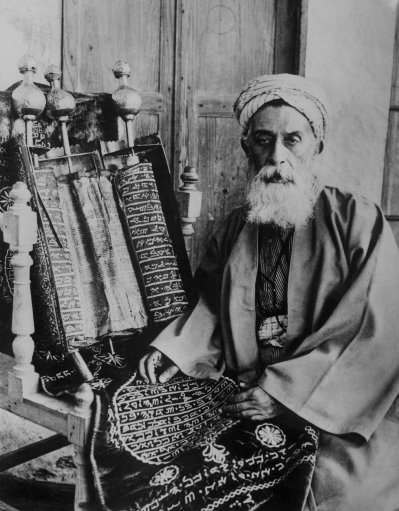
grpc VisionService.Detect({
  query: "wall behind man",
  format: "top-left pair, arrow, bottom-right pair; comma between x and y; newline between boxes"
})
0,0 -> 396,207
0,0 -> 62,89
305,0 -> 397,204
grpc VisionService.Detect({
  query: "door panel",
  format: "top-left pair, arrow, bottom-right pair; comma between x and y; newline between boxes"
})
176,0 -> 301,268
62,0 -> 303,268
63,0 -> 175,160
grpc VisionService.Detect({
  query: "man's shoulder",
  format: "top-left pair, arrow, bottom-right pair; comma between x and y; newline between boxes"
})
209,206 -> 248,259
318,185 -> 382,225
223,205 -> 248,226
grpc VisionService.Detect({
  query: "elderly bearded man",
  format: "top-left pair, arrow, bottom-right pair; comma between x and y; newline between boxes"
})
138,74 -> 399,510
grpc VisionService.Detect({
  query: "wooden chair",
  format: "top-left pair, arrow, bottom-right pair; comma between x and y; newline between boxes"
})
0,57 -> 201,510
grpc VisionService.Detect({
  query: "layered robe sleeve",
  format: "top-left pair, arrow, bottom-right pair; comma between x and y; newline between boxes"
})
259,189 -> 399,441
152,187 -> 399,441
151,208 -> 245,378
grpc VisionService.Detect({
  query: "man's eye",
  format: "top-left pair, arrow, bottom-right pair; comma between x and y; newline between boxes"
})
255,136 -> 272,145
285,135 -> 301,145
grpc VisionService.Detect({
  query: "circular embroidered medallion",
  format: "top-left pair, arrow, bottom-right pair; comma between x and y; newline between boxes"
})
150,465 -> 180,487
255,423 -> 286,449
0,186 -> 13,212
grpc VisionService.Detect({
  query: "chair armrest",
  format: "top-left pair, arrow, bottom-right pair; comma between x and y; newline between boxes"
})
8,372 -> 93,447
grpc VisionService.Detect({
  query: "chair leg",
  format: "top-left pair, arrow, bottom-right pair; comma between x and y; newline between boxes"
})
0,434 -> 69,472
73,445 -> 91,511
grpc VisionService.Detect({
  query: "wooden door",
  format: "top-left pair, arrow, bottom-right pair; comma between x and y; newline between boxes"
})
63,0 -> 175,161
62,0 -> 303,268
175,0 -> 304,267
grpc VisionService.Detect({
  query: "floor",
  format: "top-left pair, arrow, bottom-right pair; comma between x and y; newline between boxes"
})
0,353 -> 75,510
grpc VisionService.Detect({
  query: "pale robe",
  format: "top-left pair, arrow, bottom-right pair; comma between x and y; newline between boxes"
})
152,186 -> 399,510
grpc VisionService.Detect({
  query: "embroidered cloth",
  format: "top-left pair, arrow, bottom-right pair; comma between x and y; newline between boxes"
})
114,162 -> 189,323
90,374 -> 318,511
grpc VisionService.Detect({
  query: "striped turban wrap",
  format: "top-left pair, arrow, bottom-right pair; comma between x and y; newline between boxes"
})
233,73 -> 328,144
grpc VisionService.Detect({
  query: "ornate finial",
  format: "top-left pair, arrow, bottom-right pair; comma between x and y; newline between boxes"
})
112,60 -> 131,79
176,166 -> 202,258
111,59 -> 142,120
112,60 -> 141,152
45,64 -> 76,120
181,166 -> 200,190
18,54 -> 37,74
12,56 -> 46,119
44,64 -> 61,82
11,56 -> 46,148
9,181 -> 32,205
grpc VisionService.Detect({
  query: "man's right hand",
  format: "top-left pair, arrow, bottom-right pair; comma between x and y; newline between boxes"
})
138,349 -> 179,384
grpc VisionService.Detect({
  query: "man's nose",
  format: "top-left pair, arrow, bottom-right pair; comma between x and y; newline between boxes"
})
267,139 -> 286,166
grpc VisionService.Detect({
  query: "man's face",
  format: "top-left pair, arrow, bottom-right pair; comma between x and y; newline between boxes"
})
245,103 -> 319,177
244,104 -> 322,227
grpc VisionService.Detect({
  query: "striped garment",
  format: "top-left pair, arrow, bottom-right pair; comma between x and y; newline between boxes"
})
256,225 -> 293,365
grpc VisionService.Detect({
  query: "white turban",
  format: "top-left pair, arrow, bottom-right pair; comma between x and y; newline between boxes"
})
233,73 -> 328,143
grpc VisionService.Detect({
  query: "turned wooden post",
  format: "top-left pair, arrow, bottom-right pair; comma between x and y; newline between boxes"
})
112,60 -> 142,165
176,166 -> 202,259
0,181 -> 39,396
70,382 -> 95,511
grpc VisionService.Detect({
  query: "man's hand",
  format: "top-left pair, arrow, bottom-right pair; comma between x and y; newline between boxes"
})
222,383 -> 285,421
138,349 -> 179,384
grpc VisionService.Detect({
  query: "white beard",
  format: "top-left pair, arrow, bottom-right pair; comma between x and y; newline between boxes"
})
246,164 -> 321,228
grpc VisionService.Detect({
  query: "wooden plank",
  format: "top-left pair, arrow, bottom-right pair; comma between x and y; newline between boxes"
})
382,110 -> 399,214
63,0 -> 161,93
62,0 -> 174,158
389,2 -> 399,106
274,0 -> 302,73
159,0 -> 177,166
141,92 -> 164,112
193,115 -> 250,267
0,434 -> 69,472
0,354 -> 13,410
176,0 -> 278,268
8,392 -> 91,445
297,0 -> 309,76
196,94 -> 236,117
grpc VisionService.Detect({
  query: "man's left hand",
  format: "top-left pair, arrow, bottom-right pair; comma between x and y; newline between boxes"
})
222,384 -> 285,421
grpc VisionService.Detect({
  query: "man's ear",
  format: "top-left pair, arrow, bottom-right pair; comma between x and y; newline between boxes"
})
241,136 -> 250,156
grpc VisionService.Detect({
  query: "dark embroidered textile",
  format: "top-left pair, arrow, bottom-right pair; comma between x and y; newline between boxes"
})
114,162 -> 189,323
90,375 -> 318,511
33,167 -> 148,348
39,338 -> 134,396
34,169 -> 87,345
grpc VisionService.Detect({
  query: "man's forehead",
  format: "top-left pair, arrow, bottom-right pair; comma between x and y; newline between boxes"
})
250,104 -> 314,134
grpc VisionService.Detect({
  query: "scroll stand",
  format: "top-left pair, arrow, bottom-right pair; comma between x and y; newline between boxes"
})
0,181 -> 94,509
2,56 -> 95,510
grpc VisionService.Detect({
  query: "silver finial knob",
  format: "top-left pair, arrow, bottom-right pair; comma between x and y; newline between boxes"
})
12,55 -> 46,119
45,64 -> 76,120
111,60 -> 142,119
